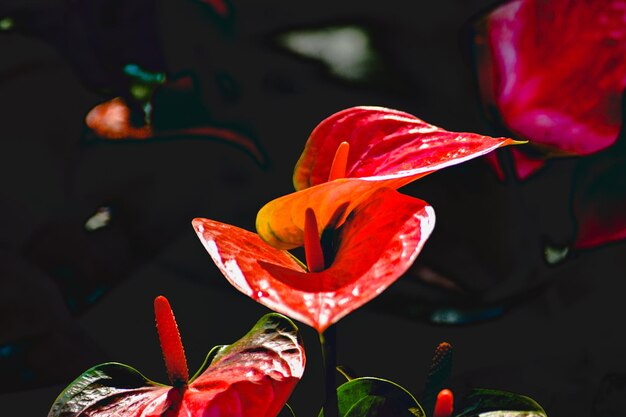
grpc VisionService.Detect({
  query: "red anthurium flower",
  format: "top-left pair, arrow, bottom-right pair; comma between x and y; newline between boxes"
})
473,0 -> 626,157
85,96 -> 267,167
193,187 -> 435,333
86,97 -> 153,140
48,296 -> 305,417
257,106 -> 517,249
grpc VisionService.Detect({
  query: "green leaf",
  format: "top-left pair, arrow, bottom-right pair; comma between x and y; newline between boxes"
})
48,313 -> 305,417
47,362 -> 166,417
455,389 -> 547,417
319,377 -> 425,417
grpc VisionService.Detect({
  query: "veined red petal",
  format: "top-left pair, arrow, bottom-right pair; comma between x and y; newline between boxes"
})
184,314 -> 305,416
293,106 -> 518,190
474,0 -> 626,155
194,188 -> 435,333
48,314 -> 304,417
263,107 -> 515,249
510,147 -> 546,180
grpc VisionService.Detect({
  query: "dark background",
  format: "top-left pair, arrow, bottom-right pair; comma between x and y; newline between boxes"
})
1,0 -> 626,416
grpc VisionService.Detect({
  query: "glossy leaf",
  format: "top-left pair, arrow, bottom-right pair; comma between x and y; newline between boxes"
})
472,0 -> 626,156
48,313 -> 305,417
454,389 -> 547,417
194,188 -> 435,333
317,377 -> 425,417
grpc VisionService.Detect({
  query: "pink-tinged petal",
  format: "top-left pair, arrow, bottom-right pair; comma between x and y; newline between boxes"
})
474,0 -> 626,155
185,314 -> 305,417
293,106 -> 519,190
194,188 -> 435,333
572,154 -> 626,249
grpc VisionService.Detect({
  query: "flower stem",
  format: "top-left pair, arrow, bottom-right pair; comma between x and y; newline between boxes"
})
319,325 -> 338,417
154,295 -> 189,387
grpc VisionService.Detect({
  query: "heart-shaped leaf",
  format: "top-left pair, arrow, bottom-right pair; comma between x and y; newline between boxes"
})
194,188 -> 434,333
471,0 -> 626,156
454,388 -> 547,417
317,377 -> 425,417
48,312 -> 305,417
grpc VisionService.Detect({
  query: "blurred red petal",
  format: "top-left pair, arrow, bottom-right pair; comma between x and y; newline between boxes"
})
85,97 -> 267,166
474,0 -> 626,155
482,150 -> 506,182
197,0 -> 230,17
85,97 -> 151,140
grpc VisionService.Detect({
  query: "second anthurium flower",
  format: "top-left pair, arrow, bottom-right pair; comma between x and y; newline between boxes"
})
193,106 -> 518,333
194,187 -> 434,334
256,106 -> 520,249
48,296 -> 305,417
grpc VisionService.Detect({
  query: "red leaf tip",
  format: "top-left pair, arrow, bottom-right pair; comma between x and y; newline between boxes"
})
154,295 -> 189,386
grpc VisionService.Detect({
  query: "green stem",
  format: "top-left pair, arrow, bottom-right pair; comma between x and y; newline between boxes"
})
320,325 -> 338,417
